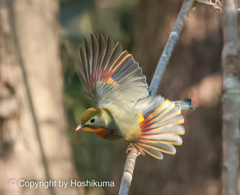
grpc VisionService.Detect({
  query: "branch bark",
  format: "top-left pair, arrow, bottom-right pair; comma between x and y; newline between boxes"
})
119,149 -> 138,195
149,0 -> 195,95
118,0 -> 195,194
221,0 -> 239,194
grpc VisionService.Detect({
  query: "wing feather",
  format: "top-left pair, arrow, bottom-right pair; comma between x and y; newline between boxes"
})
76,34 -> 149,106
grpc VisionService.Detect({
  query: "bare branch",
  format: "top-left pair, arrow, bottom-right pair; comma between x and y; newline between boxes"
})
119,0 -> 195,194
149,0 -> 195,96
119,149 -> 138,195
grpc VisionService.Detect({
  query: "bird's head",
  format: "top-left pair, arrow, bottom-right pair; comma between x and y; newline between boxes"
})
76,107 -> 108,138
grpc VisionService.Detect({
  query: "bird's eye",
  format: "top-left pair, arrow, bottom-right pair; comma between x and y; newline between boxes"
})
90,117 -> 96,123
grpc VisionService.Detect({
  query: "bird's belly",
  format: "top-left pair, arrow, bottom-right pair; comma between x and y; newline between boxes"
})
104,103 -> 141,142
113,111 -> 141,142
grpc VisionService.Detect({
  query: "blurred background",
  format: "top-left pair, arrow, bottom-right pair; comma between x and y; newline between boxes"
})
0,0 -> 226,194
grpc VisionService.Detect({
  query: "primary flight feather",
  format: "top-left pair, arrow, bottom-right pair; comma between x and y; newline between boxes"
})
75,34 -> 194,159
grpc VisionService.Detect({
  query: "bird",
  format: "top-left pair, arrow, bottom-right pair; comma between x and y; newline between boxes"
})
75,34 -> 194,159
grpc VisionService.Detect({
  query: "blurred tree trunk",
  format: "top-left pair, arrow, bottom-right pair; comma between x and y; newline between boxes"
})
221,0 -> 239,194
0,1 -> 81,195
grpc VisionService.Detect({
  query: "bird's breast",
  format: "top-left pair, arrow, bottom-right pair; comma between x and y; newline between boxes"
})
106,105 -> 141,142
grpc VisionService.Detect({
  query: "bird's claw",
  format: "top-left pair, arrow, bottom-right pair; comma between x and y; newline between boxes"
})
126,145 -> 141,156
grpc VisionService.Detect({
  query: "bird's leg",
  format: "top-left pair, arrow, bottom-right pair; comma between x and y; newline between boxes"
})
126,144 -> 141,156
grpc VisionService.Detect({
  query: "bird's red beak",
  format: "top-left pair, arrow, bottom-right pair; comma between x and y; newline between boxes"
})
76,124 -> 83,131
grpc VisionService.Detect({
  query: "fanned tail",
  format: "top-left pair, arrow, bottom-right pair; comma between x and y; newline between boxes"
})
133,96 -> 190,159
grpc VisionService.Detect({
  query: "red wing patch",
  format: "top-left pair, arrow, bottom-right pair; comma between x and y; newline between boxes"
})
134,98 -> 185,159
76,34 -> 148,102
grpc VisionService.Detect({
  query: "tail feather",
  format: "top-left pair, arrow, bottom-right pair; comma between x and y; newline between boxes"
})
142,115 -> 184,131
133,96 -> 189,159
175,98 -> 196,110
133,143 -> 163,159
132,143 -> 145,155
141,125 -> 185,135
138,142 -> 176,155
140,134 -> 183,145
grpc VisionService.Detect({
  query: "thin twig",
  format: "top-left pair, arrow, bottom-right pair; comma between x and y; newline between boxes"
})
196,0 -> 222,12
118,0 -> 195,194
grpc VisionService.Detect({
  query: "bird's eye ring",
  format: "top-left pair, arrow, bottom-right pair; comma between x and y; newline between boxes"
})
90,117 -> 96,123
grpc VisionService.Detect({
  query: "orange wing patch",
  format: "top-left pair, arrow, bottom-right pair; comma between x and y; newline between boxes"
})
138,99 -> 185,135
137,112 -> 144,123
133,99 -> 185,159
106,77 -> 119,87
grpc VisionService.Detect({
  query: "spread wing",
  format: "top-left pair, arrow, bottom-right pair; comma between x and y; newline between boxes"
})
76,34 -> 149,107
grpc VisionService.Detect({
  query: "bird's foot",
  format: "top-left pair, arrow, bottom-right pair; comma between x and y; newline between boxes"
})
126,144 -> 141,156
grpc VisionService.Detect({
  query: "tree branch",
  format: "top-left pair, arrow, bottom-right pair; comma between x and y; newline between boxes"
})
221,0 -> 239,194
119,149 -> 138,195
118,0 -> 195,194
149,0 -> 195,95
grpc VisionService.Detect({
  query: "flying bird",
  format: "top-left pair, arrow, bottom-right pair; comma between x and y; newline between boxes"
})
75,34 -> 194,159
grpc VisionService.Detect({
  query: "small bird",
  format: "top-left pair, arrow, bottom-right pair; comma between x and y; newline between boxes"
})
75,34 -> 194,159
